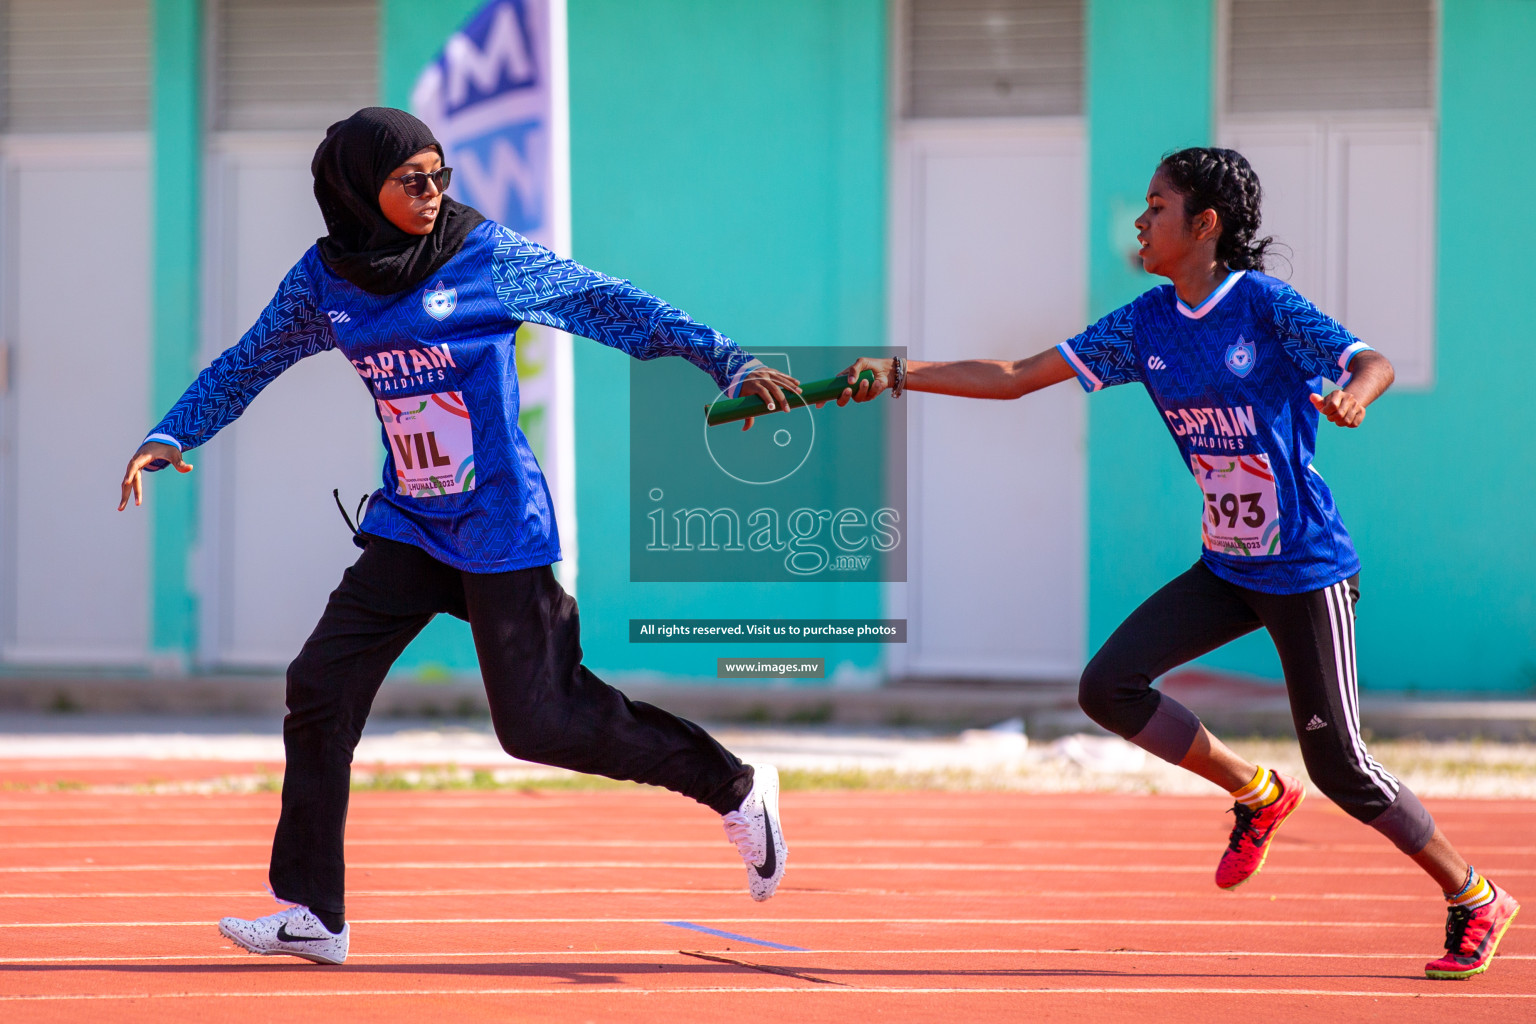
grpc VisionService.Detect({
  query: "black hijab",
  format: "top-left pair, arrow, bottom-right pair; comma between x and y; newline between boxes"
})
312,107 -> 484,295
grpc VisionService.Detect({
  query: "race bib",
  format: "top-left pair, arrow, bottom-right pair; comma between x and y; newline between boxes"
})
378,392 -> 476,497
1191,453 -> 1281,557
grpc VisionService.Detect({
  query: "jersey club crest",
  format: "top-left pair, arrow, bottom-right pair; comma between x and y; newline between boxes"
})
423,281 -> 457,321
1225,337 -> 1256,378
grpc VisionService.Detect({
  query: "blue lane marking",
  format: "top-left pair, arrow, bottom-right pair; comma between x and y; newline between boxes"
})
663,920 -> 805,951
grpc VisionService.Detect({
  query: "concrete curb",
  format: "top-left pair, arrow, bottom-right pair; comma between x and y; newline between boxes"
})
1,674 -> 1533,741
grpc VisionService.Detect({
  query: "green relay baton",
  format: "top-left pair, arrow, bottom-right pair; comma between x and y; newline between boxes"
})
705,370 -> 876,427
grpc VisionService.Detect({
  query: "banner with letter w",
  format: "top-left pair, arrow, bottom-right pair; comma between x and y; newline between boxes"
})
411,0 -> 576,581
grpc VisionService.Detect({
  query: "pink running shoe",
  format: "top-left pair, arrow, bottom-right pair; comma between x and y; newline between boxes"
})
1425,883 -> 1520,980
1215,771 -> 1305,890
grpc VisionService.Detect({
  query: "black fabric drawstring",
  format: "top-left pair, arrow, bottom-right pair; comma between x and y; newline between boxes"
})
333,489 -> 370,543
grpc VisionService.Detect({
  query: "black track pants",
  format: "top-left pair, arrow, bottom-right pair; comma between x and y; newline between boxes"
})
269,536 -> 754,915
1078,561 -> 1436,855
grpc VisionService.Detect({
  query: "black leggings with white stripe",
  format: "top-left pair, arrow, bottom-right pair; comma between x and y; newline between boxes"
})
1077,562 -> 1436,855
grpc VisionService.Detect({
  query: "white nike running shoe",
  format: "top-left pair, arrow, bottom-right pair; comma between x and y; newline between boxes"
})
218,904 -> 349,965
722,763 -> 787,901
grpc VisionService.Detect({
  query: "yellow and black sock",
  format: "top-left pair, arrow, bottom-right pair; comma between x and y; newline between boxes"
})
1446,866 -> 1495,911
1230,765 -> 1281,810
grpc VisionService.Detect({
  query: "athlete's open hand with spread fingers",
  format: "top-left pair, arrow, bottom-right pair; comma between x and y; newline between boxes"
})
118,441 -> 192,511
737,365 -> 803,432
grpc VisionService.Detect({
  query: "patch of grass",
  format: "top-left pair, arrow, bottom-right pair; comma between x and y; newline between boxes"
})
347,765 -> 654,793
342,763 -> 965,795
506,775 -> 652,793
777,767 -> 1007,791
48,692 -> 81,714
453,698 -> 489,718
412,664 -> 453,684
343,764 -> 963,794
784,702 -> 834,726
779,767 -> 881,790
0,779 -> 88,792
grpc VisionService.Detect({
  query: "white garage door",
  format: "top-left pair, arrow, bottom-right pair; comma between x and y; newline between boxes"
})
0,0 -> 153,665
891,0 -> 1087,679
197,0 -> 383,667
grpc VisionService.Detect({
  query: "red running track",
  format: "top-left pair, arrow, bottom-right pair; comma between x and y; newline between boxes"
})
0,764 -> 1530,1023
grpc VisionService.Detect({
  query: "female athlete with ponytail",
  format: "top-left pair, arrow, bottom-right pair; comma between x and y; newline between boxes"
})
838,147 -> 1517,979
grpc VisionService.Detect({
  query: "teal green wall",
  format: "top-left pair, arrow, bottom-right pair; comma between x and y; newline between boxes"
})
380,0 -> 486,107
567,0 -> 889,681
149,0 -> 202,664
160,0 -> 1531,691
1083,1 -> 1536,692
1082,1 -> 1260,670
1322,0 -> 1536,692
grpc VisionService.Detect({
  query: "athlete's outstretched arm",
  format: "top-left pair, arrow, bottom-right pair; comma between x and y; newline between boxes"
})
118,261 -> 336,510
488,227 -> 798,427
1311,350 -> 1394,428
830,348 -> 1077,404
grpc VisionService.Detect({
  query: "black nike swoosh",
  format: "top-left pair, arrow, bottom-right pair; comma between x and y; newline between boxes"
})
1468,909 -> 1511,959
754,809 -> 778,879
276,923 -> 331,943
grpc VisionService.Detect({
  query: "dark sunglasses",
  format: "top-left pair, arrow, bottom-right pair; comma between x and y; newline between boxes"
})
388,167 -> 452,198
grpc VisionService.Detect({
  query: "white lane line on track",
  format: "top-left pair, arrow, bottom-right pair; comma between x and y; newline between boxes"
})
3,839 -> 1216,851
0,889 -> 745,899
5,817 -> 1530,834
2,862 -> 1530,876
1,988 -> 1533,1002
4,949 -> 1534,964
7,814 -> 1527,831
8,838 -> 1532,855
0,889 -> 1443,902
0,917 -> 1473,928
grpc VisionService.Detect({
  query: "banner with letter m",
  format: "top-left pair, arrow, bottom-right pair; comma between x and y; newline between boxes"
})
411,0 -> 559,244
412,0 -> 574,571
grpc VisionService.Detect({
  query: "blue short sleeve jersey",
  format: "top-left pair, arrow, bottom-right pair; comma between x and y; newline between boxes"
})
145,221 -> 762,573
1056,270 -> 1372,595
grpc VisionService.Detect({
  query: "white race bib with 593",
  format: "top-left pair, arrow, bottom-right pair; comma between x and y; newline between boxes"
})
378,391 -> 476,497
1191,453 -> 1281,557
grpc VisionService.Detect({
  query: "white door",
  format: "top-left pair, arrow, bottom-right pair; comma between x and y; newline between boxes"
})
0,138 -> 152,664
198,138 -> 380,667
1218,0 -> 1437,387
891,121 -> 1087,679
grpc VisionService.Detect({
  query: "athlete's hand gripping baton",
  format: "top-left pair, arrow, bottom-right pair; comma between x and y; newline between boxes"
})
705,370 -> 876,427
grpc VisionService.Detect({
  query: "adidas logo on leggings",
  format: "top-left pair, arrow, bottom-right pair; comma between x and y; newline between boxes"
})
1305,715 -> 1328,731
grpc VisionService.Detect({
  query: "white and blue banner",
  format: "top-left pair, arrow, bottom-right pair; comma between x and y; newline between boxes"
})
412,0 -> 577,585
411,0 -> 564,248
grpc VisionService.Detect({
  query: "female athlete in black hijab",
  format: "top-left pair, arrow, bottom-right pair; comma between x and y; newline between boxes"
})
311,106 -> 483,294
120,108 -> 796,965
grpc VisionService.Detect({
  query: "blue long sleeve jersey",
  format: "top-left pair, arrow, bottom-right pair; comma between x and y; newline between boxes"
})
1057,270 -> 1370,595
145,221 -> 762,573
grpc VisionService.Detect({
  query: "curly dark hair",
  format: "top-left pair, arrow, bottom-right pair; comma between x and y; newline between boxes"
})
1157,147 -> 1275,272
